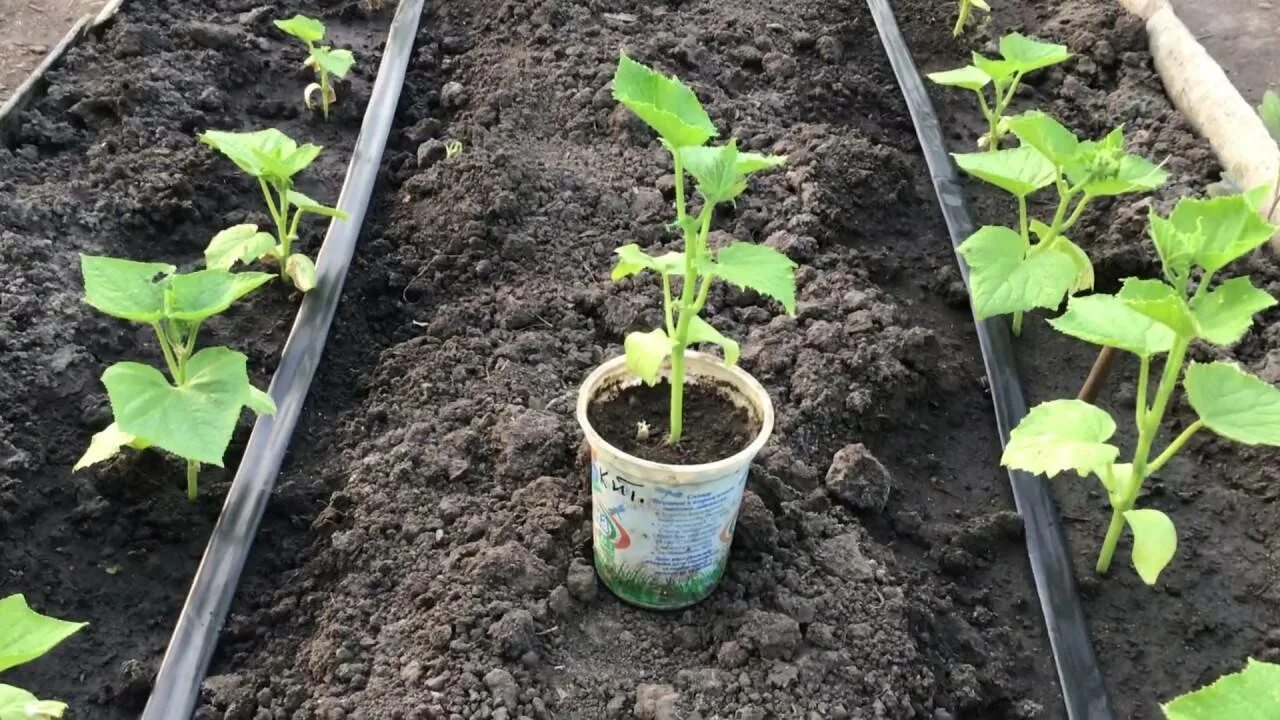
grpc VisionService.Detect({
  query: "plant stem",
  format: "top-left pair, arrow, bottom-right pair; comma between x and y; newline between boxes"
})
953,0 -> 970,36
1061,193 -> 1093,233
1012,310 -> 1023,336
321,71 -> 331,120
667,207 -> 713,445
1148,420 -> 1204,476
975,91 -> 997,151
152,323 -> 183,383
1268,168 -> 1280,221
1017,195 -> 1030,245
1096,337 -> 1190,574
1135,354 -> 1150,427
187,461 -> 200,501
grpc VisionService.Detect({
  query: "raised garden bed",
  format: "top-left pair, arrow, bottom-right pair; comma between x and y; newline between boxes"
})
3,0 -> 1278,718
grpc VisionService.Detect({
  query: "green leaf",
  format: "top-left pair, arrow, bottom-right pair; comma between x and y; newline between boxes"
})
200,129 -> 321,182
954,146 -> 1057,197
164,269 -> 274,322
310,46 -> 355,78
611,244 -> 686,280
1168,194 -> 1278,272
1162,658 -> 1280,720
998,33 -> 1071,73
0,595 -> 84,673
1185,361 -> 1280,445
624,328 -> 674,386
1124,508 -> 1177,586
287,190 -> 348,219
103,347 -> 257,466
927,65 -> 991,91
74,422 -> 138,471
1260,90 -> 1280,142
1049,294 -> 1176,356
81,255 -> 175,323
957,225 -> 1076,318
1101,462 -> 1134,498
1117,277 -> 1196,336
702,242 -> 798,314
1068,127 -> 1168,196
971,52 -> 1016,84
735,151 -> 787,175
245,385 -> 277,416
286,254 -> 317,292
1149,209 -> 1198,281
1001,399 -> 1119,478
612,52 -> 717,148
1007,111 -> 1080,165
205,225 -> 279,271
1191,276 -> 1277,345
0,683 -> 68,719
274,14 -> 325,44
679,142 -> 746,203
686,316 -> 739,366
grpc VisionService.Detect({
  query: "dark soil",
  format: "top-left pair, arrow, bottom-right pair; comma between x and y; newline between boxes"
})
905,0 -> 1280,717
0,0 -> 389,717
589,381 -> 757,465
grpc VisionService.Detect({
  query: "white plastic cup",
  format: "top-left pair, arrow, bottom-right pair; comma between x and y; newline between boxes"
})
576,351 -> 775,609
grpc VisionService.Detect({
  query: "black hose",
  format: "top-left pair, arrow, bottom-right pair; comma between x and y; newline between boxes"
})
864,1 -> 1114,718
139,0 -> 425,716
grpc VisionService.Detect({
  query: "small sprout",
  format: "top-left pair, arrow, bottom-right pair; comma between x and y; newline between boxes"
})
199,129 -> 347,292
610,53 -> 795,445
952,0 -> 990,37
444,139 -> 463,159
75,256 -> 278,500
635,421 -> 651,441
928,33 -> 1071,150
275,14 -> 356,121
0,594 -> 86,717
1002,192 -> 1280,585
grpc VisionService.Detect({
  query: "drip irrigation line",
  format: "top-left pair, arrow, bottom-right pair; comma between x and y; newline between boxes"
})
864,1 -> 1114,718
139,0 -> 425,716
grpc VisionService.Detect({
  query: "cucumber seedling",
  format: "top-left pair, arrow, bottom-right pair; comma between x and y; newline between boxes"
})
951,0 -> 990,37
609,53 -> 795,445
200,128 -> 347,292
274,14 -> 356,121
1002,192 -> 1280,585
1162,658 -> 1280,719
929,34 -> 1071,150
954,110 -> 1167,333
0,594 -> 85,719
75,256 -> 278,500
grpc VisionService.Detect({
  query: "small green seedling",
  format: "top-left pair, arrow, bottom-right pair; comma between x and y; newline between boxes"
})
1162,658 -> 1280,719
75,255 -> 278,500
610,53 -> 795,445
929,34 -> 1071,150
0,594 -> 85,719
1002,192 -> 1280,585
952,0 -> 990,37
200,128 -> 347,292
274,14 -> 356,120
954,111 -> 1167,332
444,139 -> 463,159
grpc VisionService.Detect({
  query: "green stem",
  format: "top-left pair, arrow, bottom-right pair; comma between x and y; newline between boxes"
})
1148,420 -> 1204,477
187,461 -> 200,501
1096,337 -> 1190,574
1017,195 -> 1030,245
953,0 -> 970,36
667,206 -> 714,445
151,323 -> 183,383
320,71 -> 331,120
662,274 -> 675,336
1012,311 -> 1023,336
1061,193 -> 1093,233
1135,354 -> 1150,428
260,178 -> 287,249
975,91 -> 997,150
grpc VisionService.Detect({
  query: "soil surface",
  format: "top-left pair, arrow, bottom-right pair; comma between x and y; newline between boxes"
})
0,0 -> 388,717
910,0 -> 1280,717
0,0 -> 104,102
589,381 -> 757,465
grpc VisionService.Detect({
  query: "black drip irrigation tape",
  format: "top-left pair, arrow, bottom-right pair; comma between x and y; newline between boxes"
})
864,1 -> 1115,718
139,0 -> 425,716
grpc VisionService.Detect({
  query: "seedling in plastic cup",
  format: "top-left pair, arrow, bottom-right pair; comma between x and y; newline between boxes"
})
929,34 -> 1071,150
275,14 -> 356,120
75,256 -> 278,500
200,128 -> 347,292
609,53 -> 795,445
1002,192 -> 1280,585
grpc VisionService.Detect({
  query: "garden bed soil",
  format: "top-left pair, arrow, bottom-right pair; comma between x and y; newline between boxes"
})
589,381 -> 757,465
903,0 -> 1280,717
0,0 -> 389,717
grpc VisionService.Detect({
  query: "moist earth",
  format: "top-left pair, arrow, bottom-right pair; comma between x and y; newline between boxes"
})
0,1 -> 386,717
589,382 -> 757,465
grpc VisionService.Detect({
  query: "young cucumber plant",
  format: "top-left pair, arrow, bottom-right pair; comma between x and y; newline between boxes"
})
1162,658 -> 1280,719
928,34 -> 1070,150
955,110 -> 1168,333
200,128 -> 347,292
1002,192 -> 1280,585
75,256 -> 278,500
951,0 -> 990,37
609,52 -> 795,445
274,14 -> 356,121
0,594 -> 85,719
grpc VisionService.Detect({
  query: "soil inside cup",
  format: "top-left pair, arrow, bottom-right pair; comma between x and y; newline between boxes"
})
588,380 -> 759,465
